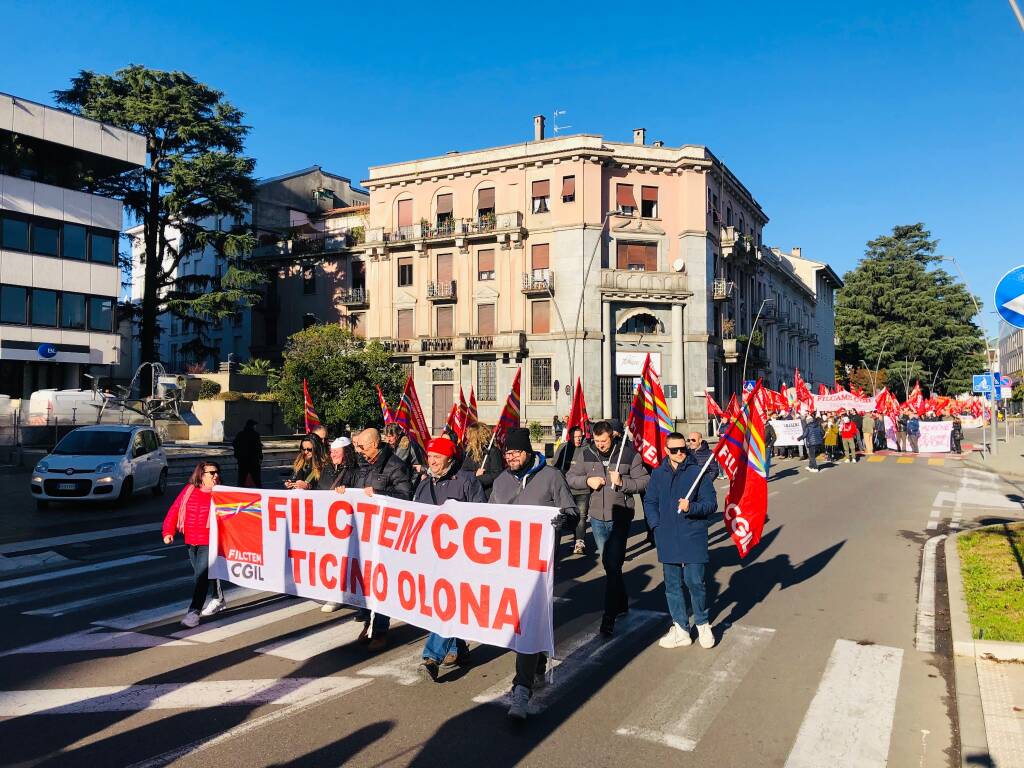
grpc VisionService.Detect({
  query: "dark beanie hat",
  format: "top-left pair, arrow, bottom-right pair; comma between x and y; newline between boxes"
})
505,428 -> 533,453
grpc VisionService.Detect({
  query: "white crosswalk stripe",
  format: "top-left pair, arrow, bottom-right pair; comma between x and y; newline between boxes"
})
254,615 -> 364,661
0,523 -> 163,555
23,576 -> 193,617
93,586 -> 264,630
0,629 -> 194,656
171,599 -> 318,643
0,554 -> 161,594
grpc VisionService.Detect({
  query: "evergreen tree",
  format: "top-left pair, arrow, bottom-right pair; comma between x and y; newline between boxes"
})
835,223 -> 984,397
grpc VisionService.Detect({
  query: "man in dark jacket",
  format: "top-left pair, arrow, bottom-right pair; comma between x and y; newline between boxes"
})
800,412 -> 824,472
337,428 -> 414,650
490,428 -> 577,721
567,420 -> 649,636
232,419 -> 263,487
643,432 -> 718,651
414,436 -> 486,680
555,427 -> 590,555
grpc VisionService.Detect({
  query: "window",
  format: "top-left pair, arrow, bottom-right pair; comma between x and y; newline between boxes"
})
351,312 -> 366,338
90,231 -> 116,264
88,297 -> 114,332
436,305 -> 454,337
531,300 -> 550,334
397,308 -> 413,339
143,430 -> 160,453
32,221 -> 59,256
303,266 -> 316,295
477,360 -> 497,401
31,289 -> 58,327
531,358 -> 552,401
641,186 -> 658,218
397,257 -> 413,287
478,303 -> 495,335
477,187 -> 495,218
726,206 -> 733,227
561,176 -> 575,203
63,224 -> 87,260
616,242 -> 658,271
531,180 -> 550,214
0,285 -> 27,324
436,253 -> 453,286
477,249 -> 495,281
61,292 -> 86,329
397,198 -> 413,228
1,216 -> 29,251
436,193 -> 454,230
619,313 -> 661,334
531,243 -> 549,277
616,184 -> 637,215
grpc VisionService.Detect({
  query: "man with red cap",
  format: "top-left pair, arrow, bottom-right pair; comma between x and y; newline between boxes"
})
413,435 -> 487,681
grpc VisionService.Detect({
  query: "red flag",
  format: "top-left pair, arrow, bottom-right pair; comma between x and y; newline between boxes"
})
794,369 -> 814,408
393,376 -> 430,454
851,385 -> 866,398
444,400 -> 460,438
444,386 -> 469,442
303,379 -> 321,434
455,386 -> 469,441
562,378 -> 591,441
817,383 -> 828,396
466,387 -> 479,431
376,384 -> 394,425
832,383 -> 845,394
906,381 -> 924,415
713,381 -> 769,557
491,368 -> 522,451
625,354 -> 673,468
705,389 -> 725,419
778,383 -> 792,411
969,399 -> 983,418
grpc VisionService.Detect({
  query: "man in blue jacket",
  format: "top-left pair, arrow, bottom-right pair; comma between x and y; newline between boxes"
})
643,431 -> 719,650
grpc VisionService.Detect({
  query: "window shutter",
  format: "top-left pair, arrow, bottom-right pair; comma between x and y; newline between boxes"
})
397,199 -> 413,227
437,306 -> 453,337
436,193 -> 453,215
531,243 -> 549,270
641,186 -> 658,202
616,242 -> 629,269
478,304 -> 495,335
397,309 -> 413,339
616,184 -> 637,208
644,243 -> 658,271
561,176 -> 575,197
351,313 -> 366,338
436,253 -> 453,284
532,180 -> 550,197
532,301 -> 550,334
478,249 -> 494,273
478,188 -> 495,209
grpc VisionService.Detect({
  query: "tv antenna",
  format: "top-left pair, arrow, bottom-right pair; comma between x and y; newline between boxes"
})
553,109 -> 572,134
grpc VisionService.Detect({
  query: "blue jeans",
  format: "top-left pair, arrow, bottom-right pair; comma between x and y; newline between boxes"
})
422,632 -> 467,663
591,517 -> 612,557
662,562 -> 708,629
355,608 -> 390,634
765,452 -> 773,479
590,516 -> 631,617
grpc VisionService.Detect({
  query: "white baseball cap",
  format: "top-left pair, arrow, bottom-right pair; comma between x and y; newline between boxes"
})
330,437 -> 352,450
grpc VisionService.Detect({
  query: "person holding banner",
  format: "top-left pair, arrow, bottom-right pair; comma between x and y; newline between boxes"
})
161,461 -> 226,627
319,436 -> 361,615
643,432 -> 718,650
383,424 -> 424,474
490,428 -> 578,721
413,436 -> 487,681
554,427 -> 590,555
285,434 -> 327,490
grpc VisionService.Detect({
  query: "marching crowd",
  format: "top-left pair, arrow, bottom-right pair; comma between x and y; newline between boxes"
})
161,419 -> 719,721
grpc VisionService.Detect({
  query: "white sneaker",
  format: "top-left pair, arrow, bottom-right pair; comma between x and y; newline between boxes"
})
321,602 -> 341,613
180,610 -> 200,628
697,623 -> 716,649
658,623 -> 693,648
507,684 -> 531,720
200,598 -> 226,617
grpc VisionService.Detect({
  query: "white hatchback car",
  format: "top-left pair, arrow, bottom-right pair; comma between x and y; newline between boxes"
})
31,425 -> 168,508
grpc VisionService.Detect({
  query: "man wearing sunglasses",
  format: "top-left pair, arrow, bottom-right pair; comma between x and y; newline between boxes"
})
643,432 -> 718,650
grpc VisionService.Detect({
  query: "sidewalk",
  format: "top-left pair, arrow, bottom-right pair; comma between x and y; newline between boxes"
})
963,433 -> 1024,482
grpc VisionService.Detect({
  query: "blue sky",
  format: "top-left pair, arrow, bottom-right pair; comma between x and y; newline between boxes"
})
2,1 -> 1021,337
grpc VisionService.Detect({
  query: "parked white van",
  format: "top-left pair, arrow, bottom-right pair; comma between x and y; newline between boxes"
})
27,389 -> 109,425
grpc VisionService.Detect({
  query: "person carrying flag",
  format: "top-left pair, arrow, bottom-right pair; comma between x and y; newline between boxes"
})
643,431 -> 718,650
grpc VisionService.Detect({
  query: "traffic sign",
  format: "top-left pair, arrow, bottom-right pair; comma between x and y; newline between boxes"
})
995,266 -> 1024,329
972,374 -> 993,393
743,380 -> 756,392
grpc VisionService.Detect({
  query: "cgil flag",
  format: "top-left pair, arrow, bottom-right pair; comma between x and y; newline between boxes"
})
561,377 -> 591,442
712,380 -> 769,558
705,389 -> 725,419
817,383 -> 829,396
303,379 -> 322,434
625,354 -> 674,468
444,386 -> 470,443
906,381 -> 924,415
393,376 -> 431,455
794,369 -> 814,409
491,368 -> 522,451
466,387 -> 479,433
376,384 -> 394,425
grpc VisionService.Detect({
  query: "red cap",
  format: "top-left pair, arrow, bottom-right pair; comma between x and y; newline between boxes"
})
426,437 -> 457,458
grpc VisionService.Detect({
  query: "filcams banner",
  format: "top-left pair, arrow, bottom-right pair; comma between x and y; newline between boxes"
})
208,487 -> 556,654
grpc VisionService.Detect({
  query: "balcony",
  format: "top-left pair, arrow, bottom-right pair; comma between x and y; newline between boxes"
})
712,279 -> 735,301
382,338 -> 415,354
723,338 -> 740,364
458,332 -> 527,356
758,303 -> 778,323
251,231 -> 356,262
808,333 -> 819,346
420,337 -> 455,353
599,269 -> 690,302
522,271 -> 554,295
427,280 -> 457,302
364,212 -> 524,249
336,288 -> 368,307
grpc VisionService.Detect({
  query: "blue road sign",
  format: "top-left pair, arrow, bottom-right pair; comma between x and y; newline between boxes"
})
743,380 -> 756,392
973,374 -> 993,393
995,266 -> 1024,329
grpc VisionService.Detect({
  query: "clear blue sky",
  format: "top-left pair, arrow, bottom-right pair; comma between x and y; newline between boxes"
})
2,1 -> 1021,337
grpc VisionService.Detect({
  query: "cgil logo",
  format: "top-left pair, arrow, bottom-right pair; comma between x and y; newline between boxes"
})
230,562 -> 264,580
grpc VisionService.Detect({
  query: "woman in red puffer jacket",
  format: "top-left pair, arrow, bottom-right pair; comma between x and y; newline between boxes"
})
161,461 -> 225,627
839,415 -> 860,464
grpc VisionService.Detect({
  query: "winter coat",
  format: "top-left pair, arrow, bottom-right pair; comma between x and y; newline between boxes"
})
355,444 -> 414,500
232,426 -> 263,465
413,463 -> 486,506
642,451 -> 718,564
824,424 -> 839,447
553,441 -> 579,473
289,460 -> 322,489
840,421 -> 858,440
459,445 -> 504,495
319,459 -> 361,491
801,417 -> 824,446
490,452 -> 578,524
566,439 -> 649,522
907,417 -> 921,437
862,415 -> 876,439
162,485 -> 214,546
393,437 -> 425,469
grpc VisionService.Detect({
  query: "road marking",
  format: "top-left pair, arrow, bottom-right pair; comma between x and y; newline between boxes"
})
124,677 -> 371,768
867,456 -> 886,463
0,676 -> 366,717
793,477 -> 807,485
23,576 -> 193,617
0,550 -> 70,572
929,510 -> 941,519
768,491 -> 780,498
935,488 -> 1021,511
925,521 -> 939,531
172,599 -> 318,643
357,646 -> 427,685
897,457 -> 914,464
93,587 -> 265,630
915,535 -> 946,653
0,523 -> 164,555
255,616 -> 364,661
927,458 -> 945,466
616,624 -> 776,751
783,639 -> 903,768
0,629 -> 194,656
0,554 -> 161,593
472,609 -> 663,713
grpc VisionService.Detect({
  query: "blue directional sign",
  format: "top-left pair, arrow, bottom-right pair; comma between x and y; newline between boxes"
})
973,374 -> 993,393
995,266 -> 1024,329
743,380 -> 756,393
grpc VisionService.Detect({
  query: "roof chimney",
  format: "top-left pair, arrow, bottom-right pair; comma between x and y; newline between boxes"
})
533,115 -> 546,142
653,140 -> 664,147
792,247 -> 802,258
633,128 -> 646,145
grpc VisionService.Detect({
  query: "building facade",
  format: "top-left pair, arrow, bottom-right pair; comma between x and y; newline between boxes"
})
0,92 -> 143,397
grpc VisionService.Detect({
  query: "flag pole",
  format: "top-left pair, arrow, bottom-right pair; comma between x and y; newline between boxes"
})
613,423 -> 630,472
679,451 -> 718,512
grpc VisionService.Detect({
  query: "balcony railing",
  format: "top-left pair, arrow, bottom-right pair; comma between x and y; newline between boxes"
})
600,268 -> 689,300
759,303 -> 778,323
421,337 -> 454,352
712,279 -> 734,300
382,338 -> 412,353
251,231 -> 356,261
464,335 -> 494,351
522,270 -> 554,294
337,288 -> 368,306
363,212 -> 524,247
427,280 -> 457,301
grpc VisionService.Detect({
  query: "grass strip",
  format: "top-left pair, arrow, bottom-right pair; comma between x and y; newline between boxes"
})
958,522 -> 1024,642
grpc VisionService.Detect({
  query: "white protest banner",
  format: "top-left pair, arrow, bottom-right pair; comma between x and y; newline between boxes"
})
769,419 -> 803,447
813,392 -> 875,413
884,420 -> 953,453
207,487 -> 555,654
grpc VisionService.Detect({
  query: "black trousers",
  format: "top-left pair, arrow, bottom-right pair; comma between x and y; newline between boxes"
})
599,517 -> 631,618
513,651 -> 548,690
187,545 -> 223,612
237,461 -> 262,488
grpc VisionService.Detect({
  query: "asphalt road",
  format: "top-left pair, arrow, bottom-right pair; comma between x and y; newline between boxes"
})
1,443 -> 1022,768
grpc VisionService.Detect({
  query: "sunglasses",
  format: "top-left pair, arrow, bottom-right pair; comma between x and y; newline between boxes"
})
686,438 -> 699,443
302,447 -> 314,453
203,470 -> 220,476
667,446 -> 687,454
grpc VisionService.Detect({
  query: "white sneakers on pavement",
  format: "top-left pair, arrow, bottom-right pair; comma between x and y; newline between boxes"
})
697,623 -> 716,649
321,602 -> 341,613
805,466 -> 820,473
200,598 -> 226,617
180,610 -> 200,628
507,684 -> 531,720
658,623 -> 693,648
